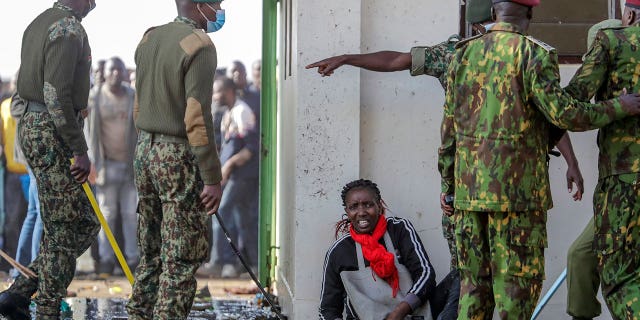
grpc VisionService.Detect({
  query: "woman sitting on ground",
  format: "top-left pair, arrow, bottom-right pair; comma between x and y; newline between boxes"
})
319,179 -> 459,320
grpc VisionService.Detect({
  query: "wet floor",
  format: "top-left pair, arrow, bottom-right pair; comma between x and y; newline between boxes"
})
8,297 -> 281,320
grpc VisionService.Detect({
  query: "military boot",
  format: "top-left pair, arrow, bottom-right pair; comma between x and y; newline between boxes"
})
0,291 -> 31,320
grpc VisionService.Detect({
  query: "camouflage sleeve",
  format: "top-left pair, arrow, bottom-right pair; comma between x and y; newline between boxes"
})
183,34 -> 222,185
527,48 -> 627,131
43,17 -> 88,155
410,36 -> 458,88
565,30 -> 609,101
438,52 -> 459,194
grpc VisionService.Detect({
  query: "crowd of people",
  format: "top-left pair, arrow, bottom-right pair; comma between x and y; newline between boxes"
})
0,34 -> 263,282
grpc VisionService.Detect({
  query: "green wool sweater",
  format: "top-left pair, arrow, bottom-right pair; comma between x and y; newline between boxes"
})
17,2 -> 91,155
134,17 -> 221,184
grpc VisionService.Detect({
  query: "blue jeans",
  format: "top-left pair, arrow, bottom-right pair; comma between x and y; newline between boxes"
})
214,178 -> 259,266
12,169 -> 43,277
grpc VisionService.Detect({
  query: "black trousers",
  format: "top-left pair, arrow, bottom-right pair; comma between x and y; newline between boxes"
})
430,269 -> 460,320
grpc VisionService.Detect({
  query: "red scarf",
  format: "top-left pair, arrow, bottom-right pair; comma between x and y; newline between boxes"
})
350,215 -> 400,297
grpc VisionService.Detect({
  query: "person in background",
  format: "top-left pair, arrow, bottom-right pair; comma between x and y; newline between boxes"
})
0,92 -> 28,274
249,60 -> 261,94
12,70 -> 45,280
93,59 -> 106,88
212,76 -> 259,278
85,56 -> 138,278
228,60 -> 260,126
563,18 -> 622,320
12,170 -> 43,279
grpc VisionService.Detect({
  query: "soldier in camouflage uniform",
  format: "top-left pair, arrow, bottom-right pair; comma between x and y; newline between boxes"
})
564,18 -> 623,320
305,0 -> 584,274
439,0 -> 640,318
0,1 -> 99,319
125,0 -> 224,318
564,1 -> 640,318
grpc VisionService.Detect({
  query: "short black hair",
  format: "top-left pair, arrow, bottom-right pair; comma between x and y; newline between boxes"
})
335,179 -> 382,238
215,76 -> 236,92
340,179 -> 382,207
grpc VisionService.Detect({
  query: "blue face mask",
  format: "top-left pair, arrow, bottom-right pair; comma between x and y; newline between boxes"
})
198,4 -> 225,33
207,9 -> 225,32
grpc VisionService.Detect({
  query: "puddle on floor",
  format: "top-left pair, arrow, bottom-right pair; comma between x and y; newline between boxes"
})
7,297 -> 281,320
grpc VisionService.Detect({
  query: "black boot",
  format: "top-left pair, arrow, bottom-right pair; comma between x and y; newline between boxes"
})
0,291 -> 31,320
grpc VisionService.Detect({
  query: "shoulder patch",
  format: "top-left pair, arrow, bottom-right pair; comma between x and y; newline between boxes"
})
144,26 -> 158,36
179,30 -> 213,56
48,16 -> 84,42
525,36 -> 555,53
455,33 -> 483,49
139,26 -> 158,45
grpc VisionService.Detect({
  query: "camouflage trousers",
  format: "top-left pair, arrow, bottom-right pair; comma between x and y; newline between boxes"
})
126,131 -> 209,320
593,174 -> 640,320
11,111 -> 100,318
442,212 -> 458,270
455,210 -> 547,320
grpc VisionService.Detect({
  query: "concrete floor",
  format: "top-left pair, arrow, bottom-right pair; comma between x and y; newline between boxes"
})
0,276 -> 277,319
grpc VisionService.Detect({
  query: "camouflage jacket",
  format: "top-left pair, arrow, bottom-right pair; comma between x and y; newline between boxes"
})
439,22 -> 629,212
565,24 -> 640,179
410,35 -> 460,89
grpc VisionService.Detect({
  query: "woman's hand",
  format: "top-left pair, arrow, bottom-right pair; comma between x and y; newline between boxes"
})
384,301 -> 412,320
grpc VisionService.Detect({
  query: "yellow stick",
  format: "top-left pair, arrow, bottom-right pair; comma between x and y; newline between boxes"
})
71,160 -> 134,285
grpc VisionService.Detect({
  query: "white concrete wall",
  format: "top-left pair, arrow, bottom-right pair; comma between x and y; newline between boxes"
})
276,0 -> 362,318
276,1 -> 611,319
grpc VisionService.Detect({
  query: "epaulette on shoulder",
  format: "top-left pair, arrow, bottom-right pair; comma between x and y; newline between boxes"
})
48,16 -> 84,41
525,36 -> 555,53
192,29 -> 214,47
455,33 -> 483,49
179,30 -> 213,55
143,26 -> 158,36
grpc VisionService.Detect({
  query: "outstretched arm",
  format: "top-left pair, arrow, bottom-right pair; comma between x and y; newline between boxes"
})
305,51 -> 411,77
556,133 -> 584,201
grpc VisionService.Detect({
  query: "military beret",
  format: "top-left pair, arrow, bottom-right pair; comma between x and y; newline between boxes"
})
466,0 -> 493,23
492,0 -> 540,7
626,0 -> 640,9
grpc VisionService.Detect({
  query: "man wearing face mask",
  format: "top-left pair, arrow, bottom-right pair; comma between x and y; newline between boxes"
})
0,0 -> 100,319
125,0 -> 225,318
